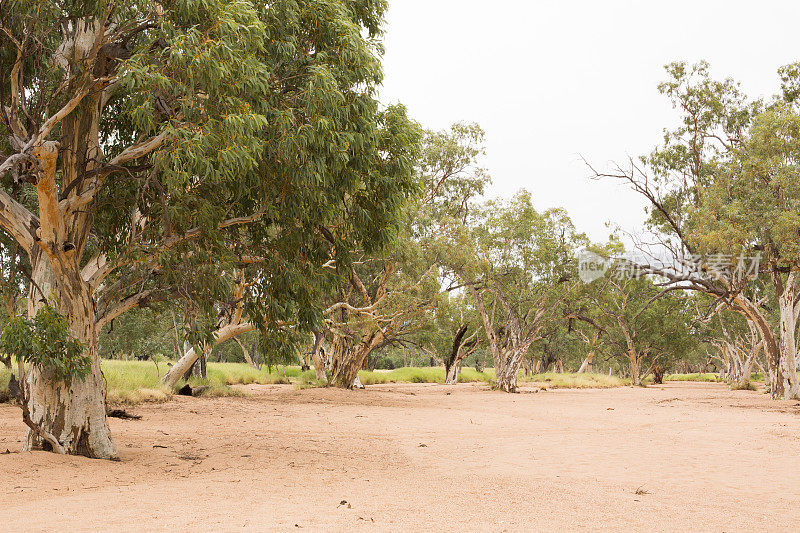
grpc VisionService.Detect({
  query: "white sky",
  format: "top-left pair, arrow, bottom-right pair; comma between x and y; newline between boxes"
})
379,0 -> 800,243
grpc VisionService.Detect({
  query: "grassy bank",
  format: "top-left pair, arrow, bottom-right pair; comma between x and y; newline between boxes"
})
101,360 -> 315,403
663,373 -> 765,383
356,367 -> 625,388
0,361 -> 626,405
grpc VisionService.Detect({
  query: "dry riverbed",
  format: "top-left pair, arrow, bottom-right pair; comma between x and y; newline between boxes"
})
1,382 -> 799,531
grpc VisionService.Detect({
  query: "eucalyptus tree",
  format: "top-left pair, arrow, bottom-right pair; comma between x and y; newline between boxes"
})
437,296 -> 480,384
581,270 -> 696,386
441,192 -> 586,392
697,307 -> 761,389
318,123 -> 487,388
590,61 -> 800,399
0,0 -> 416,457
691,104 -> 800,397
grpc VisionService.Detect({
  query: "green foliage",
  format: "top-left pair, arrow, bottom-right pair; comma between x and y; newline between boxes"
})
1,0 -> 420,372
0,306 -> 90,381
691,104 -> 800,265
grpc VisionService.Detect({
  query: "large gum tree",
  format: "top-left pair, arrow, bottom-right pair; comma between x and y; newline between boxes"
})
0,0 -> 416,458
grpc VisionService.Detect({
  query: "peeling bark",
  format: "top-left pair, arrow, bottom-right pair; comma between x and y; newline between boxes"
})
444,324 -> 477,385
329,331 -> 382,389
23,257 -> 118,459
310,330 -> 327,381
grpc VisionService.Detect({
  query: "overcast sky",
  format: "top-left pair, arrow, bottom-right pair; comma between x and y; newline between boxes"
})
378,0 -> 800,243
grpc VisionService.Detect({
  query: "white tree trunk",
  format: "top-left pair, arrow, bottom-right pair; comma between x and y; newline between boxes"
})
23,259 -> 118,459
162,323 -> 256,388
495,348 -> 526,392
577,351 -> 594,374
775,277 -> 800,399
445,360 -> 461,385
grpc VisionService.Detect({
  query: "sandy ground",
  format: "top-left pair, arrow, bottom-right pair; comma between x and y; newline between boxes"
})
1,382 -> 800,532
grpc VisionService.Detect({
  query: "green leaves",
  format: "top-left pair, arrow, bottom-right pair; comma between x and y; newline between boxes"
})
0,306 -> 90,382
691,104 -> 800,265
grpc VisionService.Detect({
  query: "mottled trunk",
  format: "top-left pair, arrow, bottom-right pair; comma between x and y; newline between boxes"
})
311,330 -> 327,381
445,360 -> 461,385
619,322 -> 642,387
329,332 -> 380,389
23,258 -> 118,459
628,351 -> 642,386
329,335 -> 359,389
774,276 -> 800,399
495,348 -> 526,393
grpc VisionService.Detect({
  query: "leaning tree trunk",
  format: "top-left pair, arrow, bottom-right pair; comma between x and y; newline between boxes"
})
577,351 -> 594,374
23,258 -> 118,459
445,324 -> 468,385
734,291 -> 793,399
162,322 -> 255,388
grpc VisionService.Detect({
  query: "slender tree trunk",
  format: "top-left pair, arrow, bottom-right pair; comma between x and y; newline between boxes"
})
311,330 -> 327,381
234,336 -> 258,369
23,257 -> 118,459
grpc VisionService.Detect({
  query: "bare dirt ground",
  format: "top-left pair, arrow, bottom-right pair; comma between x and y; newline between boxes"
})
1,382 -> 800,532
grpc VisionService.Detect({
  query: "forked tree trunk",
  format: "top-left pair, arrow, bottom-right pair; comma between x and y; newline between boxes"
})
495,349 -> 526,392
735,283 -> 799,400
15,21 -> 121,458
445,360 -> 461,385
619,322 -> 642,387
329,332 -> 381,389
23,258 -> 118,459
444,324 -> 469,385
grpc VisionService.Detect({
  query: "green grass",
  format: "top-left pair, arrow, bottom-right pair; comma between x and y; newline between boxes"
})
356,366 -> 496,385
355,367 -> 625,389
522,372 -> 626,389
0,365 -> 10,400
101,360 -> 313,403
0,361 -> 628,405
664,373 -> 722,383
664,372 -> 766,383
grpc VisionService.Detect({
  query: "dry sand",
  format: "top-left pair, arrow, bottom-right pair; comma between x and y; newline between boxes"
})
1,381 -> 799,532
